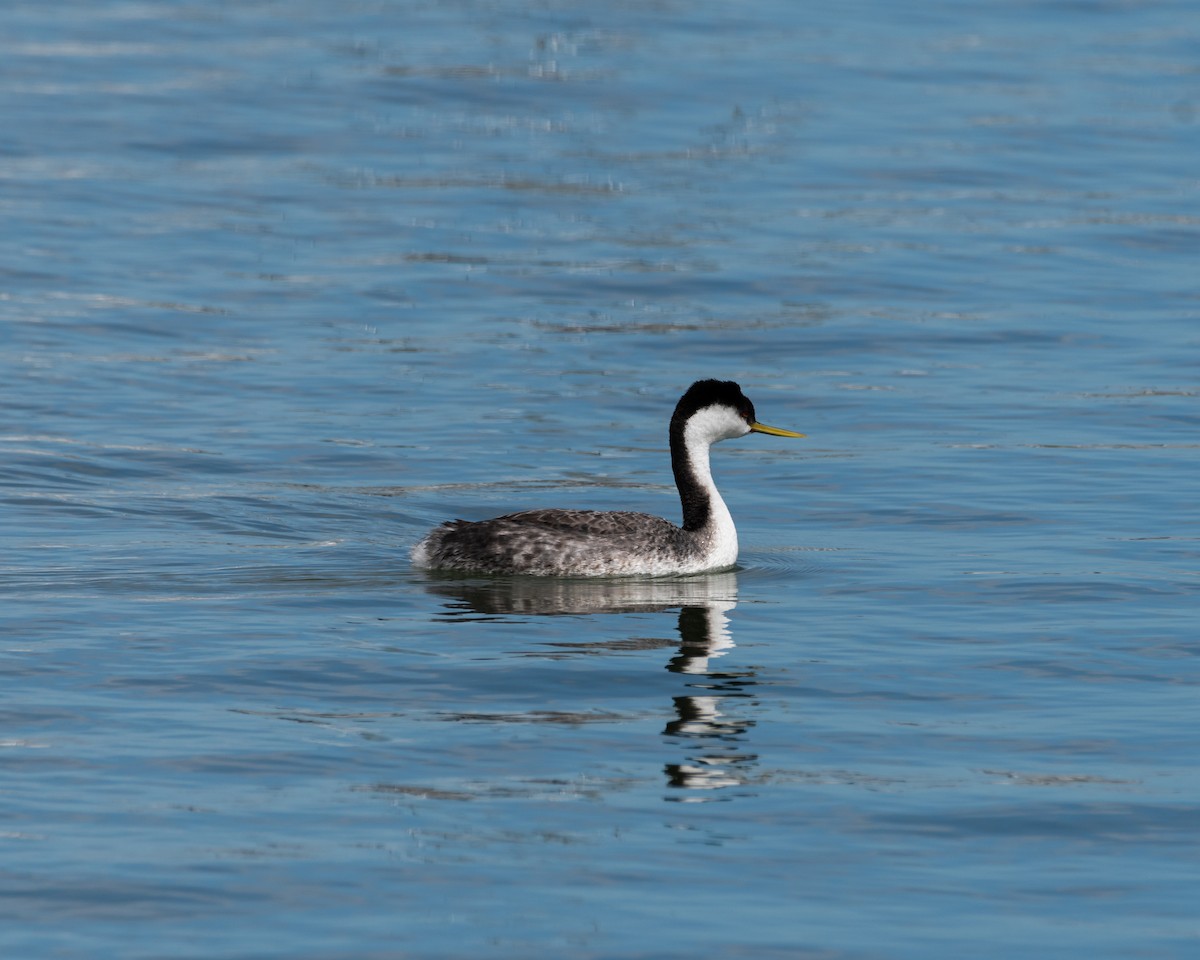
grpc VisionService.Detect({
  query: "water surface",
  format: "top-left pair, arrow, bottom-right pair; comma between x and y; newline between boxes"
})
2,1 -> 1198,958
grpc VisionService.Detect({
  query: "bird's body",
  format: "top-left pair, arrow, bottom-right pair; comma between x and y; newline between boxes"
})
412,508 -> 720,577
411,379 -> 803,577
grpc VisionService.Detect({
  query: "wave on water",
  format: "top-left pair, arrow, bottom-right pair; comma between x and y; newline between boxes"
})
737,545 -> 836,580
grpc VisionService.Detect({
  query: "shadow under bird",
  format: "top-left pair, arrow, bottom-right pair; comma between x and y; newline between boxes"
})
411,379 -> 804,577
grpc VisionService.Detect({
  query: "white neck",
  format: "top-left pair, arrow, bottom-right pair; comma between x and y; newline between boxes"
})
680,414 -> 741,570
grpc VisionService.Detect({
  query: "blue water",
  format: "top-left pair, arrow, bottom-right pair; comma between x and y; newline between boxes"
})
3,1 -> 1198,958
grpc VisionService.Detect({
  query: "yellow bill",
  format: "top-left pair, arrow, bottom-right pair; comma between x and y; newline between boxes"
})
750,421 -> 806,438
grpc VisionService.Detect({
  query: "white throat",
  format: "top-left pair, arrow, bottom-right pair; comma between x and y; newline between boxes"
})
679,407 -> 748,570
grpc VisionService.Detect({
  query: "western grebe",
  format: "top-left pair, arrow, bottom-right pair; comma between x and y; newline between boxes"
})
411,379 -> 804,577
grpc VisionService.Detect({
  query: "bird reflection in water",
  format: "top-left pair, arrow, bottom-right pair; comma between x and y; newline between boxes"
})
421,570 -> 756,799
663,597 -> 757,798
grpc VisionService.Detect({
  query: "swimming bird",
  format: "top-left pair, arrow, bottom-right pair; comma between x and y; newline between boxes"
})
411,379 -> 804,577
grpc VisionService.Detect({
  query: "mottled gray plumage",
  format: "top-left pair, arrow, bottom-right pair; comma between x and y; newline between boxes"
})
416,508 -> 706,577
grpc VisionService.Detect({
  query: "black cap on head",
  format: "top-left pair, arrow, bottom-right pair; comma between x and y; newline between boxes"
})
672,379 -> 755,426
